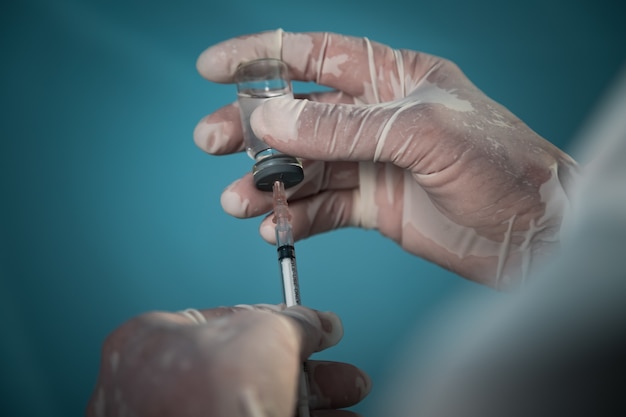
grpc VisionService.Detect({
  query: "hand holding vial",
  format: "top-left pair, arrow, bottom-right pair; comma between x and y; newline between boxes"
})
194,30 -> 579,288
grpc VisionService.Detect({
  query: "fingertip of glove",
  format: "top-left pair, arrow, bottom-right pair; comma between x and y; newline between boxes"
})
317,310 -> 344,349
193,117 -> 232,154
250,97 -> 304,145
197,29 -> 286,83
260,220 -> 277,244
196,47 -> 235,83
220,181 -> 250,217
283,307 -> 344,353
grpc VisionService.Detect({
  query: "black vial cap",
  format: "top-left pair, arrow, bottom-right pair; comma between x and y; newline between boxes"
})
252,154 -> 304,191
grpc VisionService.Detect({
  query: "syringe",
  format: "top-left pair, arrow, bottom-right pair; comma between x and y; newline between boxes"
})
273,180 -> 301,306
272,180 -> 310,417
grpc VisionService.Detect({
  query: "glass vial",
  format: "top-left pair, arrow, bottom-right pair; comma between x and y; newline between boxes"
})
235,58 -> 304,191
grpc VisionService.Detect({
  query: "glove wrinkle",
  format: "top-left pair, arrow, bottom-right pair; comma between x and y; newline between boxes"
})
364,37 -> 380,104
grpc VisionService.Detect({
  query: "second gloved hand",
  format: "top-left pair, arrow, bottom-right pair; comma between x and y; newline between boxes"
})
87,304 -> 369,417
194,30 -> 579,288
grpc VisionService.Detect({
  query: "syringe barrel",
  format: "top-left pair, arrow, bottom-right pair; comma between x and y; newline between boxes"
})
275,220 -> 294,249
278,247 -> 301,306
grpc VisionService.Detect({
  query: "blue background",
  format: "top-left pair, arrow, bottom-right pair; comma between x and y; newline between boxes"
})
1,0 -> 624,415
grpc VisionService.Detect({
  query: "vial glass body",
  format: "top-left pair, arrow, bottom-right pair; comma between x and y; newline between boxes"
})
235,59 -> 304,191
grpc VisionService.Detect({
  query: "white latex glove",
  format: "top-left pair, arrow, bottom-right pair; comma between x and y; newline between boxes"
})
87,304 -> 369,417
194,30 -> 579,288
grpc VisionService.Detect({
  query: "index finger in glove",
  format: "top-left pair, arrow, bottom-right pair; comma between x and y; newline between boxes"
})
279,305 -> 344,358
174,304 -> 344,358
196,29 -> 442,103
193,90 -> 357,156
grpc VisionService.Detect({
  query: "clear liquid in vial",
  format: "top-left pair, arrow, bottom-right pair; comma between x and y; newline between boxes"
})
238,89 -> 293,159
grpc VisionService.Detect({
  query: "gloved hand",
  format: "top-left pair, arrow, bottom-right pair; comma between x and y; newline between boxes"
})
194,30 -> 579,288
87,304 -> 369,417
